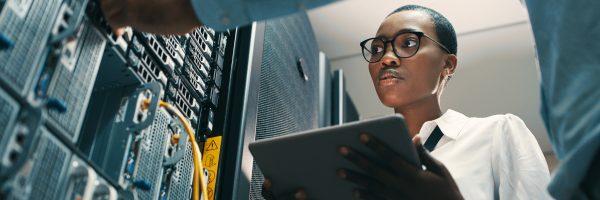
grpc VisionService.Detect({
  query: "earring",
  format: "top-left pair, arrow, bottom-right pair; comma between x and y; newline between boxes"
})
446,69 -> 453,79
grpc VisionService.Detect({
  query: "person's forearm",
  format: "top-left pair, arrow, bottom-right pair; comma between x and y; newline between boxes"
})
101,0 -> 338,35
191,0 -> 339,31
101,0 -> 202,35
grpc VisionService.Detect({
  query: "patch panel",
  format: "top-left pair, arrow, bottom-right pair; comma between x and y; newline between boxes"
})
132,41 -> 169,86
158,35 -> 186,66
138,33 -> 176,75
178,62 -> 207,98
173,86 -> 199,125
177,70 -> 206,104
189,29 -> 214,59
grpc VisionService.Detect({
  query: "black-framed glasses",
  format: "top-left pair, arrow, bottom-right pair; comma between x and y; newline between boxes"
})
359,31 -> 451,63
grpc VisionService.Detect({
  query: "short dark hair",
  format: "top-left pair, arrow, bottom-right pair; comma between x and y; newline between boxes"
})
388,5 -> 457,55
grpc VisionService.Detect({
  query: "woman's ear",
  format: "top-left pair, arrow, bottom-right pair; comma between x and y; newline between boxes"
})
444,54 -> 458,76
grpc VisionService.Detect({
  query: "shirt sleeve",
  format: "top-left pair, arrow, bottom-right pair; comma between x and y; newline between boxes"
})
491,114 -> 552,200
191,0 -> 339,31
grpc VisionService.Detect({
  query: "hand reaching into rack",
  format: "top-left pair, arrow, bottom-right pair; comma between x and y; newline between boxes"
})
99,0 -> 202,35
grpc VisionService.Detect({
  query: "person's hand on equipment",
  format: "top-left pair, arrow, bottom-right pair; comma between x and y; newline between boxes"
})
99,0 -> 202,35
262,178 -> 308,200
338,133 -> 464,200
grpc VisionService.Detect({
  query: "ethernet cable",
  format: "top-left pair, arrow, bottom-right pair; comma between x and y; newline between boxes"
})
143,99 -> 208,200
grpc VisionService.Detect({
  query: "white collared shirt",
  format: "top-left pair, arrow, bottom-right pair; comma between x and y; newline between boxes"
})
417,109 -> 551,200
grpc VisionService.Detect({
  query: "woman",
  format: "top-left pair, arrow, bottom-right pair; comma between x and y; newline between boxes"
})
265,5 -> 550,200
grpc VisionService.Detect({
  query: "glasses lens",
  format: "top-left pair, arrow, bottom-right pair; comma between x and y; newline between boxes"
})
394,33 -> 420,58
362,38 -> 385,62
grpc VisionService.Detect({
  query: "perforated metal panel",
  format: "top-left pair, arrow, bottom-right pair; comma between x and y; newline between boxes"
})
249,12 -> 320,199
0,0 -> 62,96
167,143 -> 194,200
46,21 -> 107,142
132,108 -> 171,200
7,127 -> 72,200
29,128 -> 71,200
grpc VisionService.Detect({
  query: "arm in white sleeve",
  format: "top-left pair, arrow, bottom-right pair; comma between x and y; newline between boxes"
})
492,114 -> 551,200
191,0 -> 338,31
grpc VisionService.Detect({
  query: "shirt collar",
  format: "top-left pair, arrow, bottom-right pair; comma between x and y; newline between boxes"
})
418,109 -> 469,141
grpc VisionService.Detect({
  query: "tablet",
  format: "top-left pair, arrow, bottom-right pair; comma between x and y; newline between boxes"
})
249,114 -> 420,199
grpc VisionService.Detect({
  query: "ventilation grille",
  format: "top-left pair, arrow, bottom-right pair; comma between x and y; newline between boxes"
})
167,142 -> 194,200
133,108 -> 171,200
47,22 -> 106,142
28,128 -> 71,200
0,0 -> 62,95
249,12 -> 320,200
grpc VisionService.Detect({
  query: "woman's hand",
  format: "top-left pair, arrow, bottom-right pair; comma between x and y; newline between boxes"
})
99,0 -> 202,35
261,178 -> 308,200
338,133 -> 463,200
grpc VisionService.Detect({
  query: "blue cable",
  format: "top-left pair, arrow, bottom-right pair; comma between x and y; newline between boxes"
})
0,33 -> 14,50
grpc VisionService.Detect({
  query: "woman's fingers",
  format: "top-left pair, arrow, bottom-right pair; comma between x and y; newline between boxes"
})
360,133 -> 419,180
412,136 -> 446,175
338,168 -> 408,199
337,168 -> 384,192
262,179 -> 276,200
339,146 -> 410,188
262,178 -> 308,200
352,188 -> 387,200
275,189 -> 308,200
412,137 -> 435,170
293,189 -> 308,200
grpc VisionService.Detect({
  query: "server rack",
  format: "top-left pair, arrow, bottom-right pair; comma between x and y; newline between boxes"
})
216,12 -> 323,200
0,0 -> 342,199
0,0 -> 238,199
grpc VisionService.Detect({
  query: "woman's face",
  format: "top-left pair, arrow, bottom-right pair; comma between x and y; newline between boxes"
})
369,11 -> 452,108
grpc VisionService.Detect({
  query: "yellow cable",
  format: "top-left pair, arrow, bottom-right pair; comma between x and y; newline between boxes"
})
144,99 -> 208,200
159,101 -> 209,200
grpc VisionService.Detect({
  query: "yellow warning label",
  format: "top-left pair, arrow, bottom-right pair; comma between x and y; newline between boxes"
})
202,136 -> 222,200
206,140 -> 219,151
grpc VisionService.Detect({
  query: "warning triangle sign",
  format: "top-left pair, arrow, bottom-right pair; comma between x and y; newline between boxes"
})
207,140 -> 218,151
